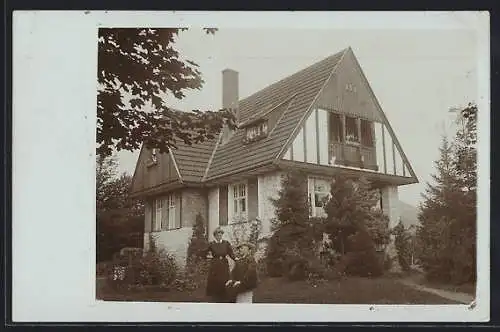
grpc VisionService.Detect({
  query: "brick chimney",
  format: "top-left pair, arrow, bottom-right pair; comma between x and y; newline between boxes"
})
220,69 -> 239,145
222,68 -> 239,122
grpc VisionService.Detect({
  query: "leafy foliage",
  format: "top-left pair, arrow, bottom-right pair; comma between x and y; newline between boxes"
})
323,176 -> 388,254
417,103 -> 477,284
97,28 -> 235,157
393,221 -> 412,271
343,229 -> 384,277
187,213 -> 209,262
322,175 -> 387,276
184,213 -> 210,291
107,233 -> 178,290
265,172 -> 323,278
96,155 -> 144,262
269,171 -> 310,231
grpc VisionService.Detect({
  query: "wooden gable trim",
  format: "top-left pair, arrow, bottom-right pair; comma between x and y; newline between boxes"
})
202,131 -> 223,182
169,150 -> 184,183
274,48 -> 349,162
348,47 -> 418,183
129,143 -> 145,195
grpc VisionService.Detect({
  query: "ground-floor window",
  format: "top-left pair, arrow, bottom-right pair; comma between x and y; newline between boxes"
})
308,177 -> 331,217
151,194 -> 178,231
229,182 -> 248,223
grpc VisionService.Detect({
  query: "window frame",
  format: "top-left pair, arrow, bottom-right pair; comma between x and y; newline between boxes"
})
150,194 -> 178,232
360,119 -> 374,147
345,116 -> 360,144
244,120 -> 269,143
152,198 -> 163,232
308,177 -> 331,218
228,181 -> 248,223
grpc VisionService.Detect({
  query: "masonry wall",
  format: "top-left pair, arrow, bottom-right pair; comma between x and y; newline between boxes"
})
207,187 -> 220,241
181,188 -> 208,228
257,171 -> 284,238
143,188 -> 207,268
144,227 -> 193,268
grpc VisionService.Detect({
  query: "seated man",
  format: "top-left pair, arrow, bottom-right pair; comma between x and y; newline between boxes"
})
225,243 -> 258,303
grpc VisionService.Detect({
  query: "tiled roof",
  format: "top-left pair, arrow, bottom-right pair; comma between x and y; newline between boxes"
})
171,138 -> 218,183
204,49 -> 346,180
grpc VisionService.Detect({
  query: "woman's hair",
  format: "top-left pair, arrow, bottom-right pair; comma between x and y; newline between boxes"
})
213,227 -> 224,236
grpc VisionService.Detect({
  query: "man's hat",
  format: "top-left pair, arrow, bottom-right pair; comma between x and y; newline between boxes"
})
236,242 -> 255,250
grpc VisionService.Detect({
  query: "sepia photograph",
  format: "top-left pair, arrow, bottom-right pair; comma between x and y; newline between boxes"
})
96,26 -> 480,305
12,10 -> 489,322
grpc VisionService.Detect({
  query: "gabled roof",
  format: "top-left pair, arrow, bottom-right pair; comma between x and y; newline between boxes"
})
204,49 -> 347,180
172,138 -> 218,183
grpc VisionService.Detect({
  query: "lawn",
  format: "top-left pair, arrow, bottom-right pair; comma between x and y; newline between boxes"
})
97,276 -> 459,304
405,271 -> 476,296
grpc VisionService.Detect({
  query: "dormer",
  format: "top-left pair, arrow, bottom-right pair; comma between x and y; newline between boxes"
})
243,119 -> 269,144
239,94 -> 296,145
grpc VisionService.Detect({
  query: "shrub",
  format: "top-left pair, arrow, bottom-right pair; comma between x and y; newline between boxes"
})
393,221 -> 412,272
343,229 -> 384,277
187,213 -> 209,262
106,233 -> 179,290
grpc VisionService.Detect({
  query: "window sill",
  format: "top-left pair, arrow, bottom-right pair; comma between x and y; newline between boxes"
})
149,227 -> 182,233
243,133 -> 268,144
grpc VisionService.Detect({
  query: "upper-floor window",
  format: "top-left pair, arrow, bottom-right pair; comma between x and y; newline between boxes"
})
329,113 -> 344,143
244,121 -> 268,143
147,148 -> 159,167
345,83 -> 357,93
360,119 -> 374,147
345,116 -> 360,144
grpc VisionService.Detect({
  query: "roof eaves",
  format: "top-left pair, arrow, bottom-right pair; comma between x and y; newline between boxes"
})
273,48 -> 349,162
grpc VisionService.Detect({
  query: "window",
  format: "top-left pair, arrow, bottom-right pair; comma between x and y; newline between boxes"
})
245,121 -> 268,143
230,183 -> 247,221
308,178 -> 330,217
361,119 -> 374,147
329,113 -> 343,143
345,116 -> 359,143
151,148 -> 158,163
167,194 -> 176,230
345,83 -> 357,93
151,195 -> 178,231
147,148 -> 159,167
152,198 -> 164,231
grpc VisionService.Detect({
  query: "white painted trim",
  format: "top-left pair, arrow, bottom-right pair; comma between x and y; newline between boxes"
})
202,131 -> 223,182
348,47 -> 418,181
169,150 -> 183,183
274,48 -> 349,162
227,180 -> 249,224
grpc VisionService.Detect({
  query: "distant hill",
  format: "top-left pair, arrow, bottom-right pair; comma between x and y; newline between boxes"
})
399,200 -> 420,229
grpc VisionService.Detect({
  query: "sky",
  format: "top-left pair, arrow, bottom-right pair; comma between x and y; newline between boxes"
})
115,28 -> 478,207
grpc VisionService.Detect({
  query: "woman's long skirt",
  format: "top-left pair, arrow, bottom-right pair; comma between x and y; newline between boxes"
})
235,290 -> 253,303
206,257 -> 230,301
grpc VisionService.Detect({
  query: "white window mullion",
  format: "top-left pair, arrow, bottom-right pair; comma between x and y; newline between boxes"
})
168,195 -> 176,229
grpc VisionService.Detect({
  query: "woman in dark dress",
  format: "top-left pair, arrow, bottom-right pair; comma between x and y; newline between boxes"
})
205,227 -> 237,302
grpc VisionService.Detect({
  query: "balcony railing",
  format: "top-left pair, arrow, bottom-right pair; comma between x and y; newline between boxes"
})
328,142 -> 378,171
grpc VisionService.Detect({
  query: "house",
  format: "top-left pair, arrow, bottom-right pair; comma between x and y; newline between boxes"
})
129,47 -> 418,266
